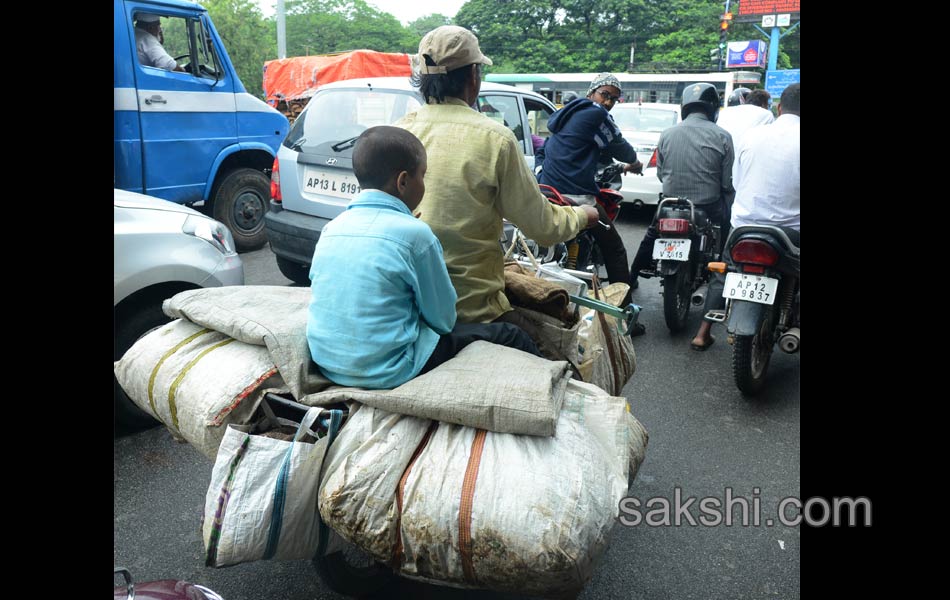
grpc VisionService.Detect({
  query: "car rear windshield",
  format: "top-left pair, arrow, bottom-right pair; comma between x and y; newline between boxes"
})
284,89 -> 423,152
612,107 -> 679,133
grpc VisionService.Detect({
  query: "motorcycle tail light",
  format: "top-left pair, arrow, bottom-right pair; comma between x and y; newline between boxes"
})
658,218 -> 689,234
731,239 -> 778,266
742,265 -> 766,274
270,157 -> 282,203
647,148 -> 657,169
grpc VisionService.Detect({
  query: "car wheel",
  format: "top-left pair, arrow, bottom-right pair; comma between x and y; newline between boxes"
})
213,168 -> 270,253
114,301 -> 169,431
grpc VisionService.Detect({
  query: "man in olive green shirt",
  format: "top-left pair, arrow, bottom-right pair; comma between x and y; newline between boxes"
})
396,26 -> 598,339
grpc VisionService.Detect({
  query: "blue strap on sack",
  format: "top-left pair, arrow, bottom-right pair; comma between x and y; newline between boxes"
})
263,408 -> 344,560
314,409 -> 344,558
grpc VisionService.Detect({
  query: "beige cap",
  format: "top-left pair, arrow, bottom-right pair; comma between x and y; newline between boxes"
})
414,26 -> 492,75
136,13 -> 161,23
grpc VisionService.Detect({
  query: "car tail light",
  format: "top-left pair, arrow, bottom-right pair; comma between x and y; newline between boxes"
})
658,218 -> 689,234
731,239 -> 779,266
270,157 -> 282,203
647,148 -> 657,169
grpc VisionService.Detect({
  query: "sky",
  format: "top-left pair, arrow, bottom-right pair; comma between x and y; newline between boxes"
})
256,0 -> 469,25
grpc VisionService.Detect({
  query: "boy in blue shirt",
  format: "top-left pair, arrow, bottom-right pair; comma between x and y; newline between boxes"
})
307,126 -> 540,389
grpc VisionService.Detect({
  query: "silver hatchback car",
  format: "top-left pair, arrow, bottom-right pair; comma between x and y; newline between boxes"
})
264,77 -> 558,284
114,189 -> 244,429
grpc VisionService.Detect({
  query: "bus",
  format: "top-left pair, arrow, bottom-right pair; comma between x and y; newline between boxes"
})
485,71 -> 763,106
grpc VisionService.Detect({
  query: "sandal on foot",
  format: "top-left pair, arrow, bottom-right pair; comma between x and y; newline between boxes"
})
690,336 -> 715,351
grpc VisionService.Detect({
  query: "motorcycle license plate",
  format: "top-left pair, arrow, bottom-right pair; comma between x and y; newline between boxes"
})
723,273 -> 779,305
653,238 -> 691,261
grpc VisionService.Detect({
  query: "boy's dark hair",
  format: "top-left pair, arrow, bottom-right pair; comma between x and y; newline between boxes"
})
780,83 -> 800,116
352,126 -> 426,190
746,89 -> 771,109
409,63 -> 479,104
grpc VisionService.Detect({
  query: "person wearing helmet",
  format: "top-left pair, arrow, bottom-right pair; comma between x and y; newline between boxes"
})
627,82 -> 736,346
560,91 -> 579,106
534,72 -> 645,317
727,87 -> 752,107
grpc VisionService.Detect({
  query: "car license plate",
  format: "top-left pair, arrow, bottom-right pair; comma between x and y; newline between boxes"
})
303,169 -> 361,201
723,272 -> 779,305
653,238 -> 691,261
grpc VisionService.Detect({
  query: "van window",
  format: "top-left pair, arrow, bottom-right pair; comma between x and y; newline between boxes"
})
133,12 -> 220,79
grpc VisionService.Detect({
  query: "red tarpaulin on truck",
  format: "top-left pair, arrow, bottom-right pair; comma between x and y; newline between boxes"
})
262,50 -> 412,104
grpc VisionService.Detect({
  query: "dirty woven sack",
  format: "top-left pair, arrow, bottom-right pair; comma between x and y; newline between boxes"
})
511,280 -> 636,396
318,379 -> 649,597
203,405 -> 344,567
113,319 -> 287,458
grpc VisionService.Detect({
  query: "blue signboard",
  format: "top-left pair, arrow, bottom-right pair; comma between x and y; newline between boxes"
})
766,69 -> 800,99
727,41 -> 767,68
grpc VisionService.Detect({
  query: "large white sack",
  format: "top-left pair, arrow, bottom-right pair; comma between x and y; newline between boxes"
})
318,380 -> 648,597
114,319 -> 288,458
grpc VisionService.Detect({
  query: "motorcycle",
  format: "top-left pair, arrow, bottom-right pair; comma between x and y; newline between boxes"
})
707,225 -> 800,395
640,196 -> 721,333
507,162 -> 627,285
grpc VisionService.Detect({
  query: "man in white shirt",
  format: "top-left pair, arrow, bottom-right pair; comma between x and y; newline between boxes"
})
730,84 -> 800,231
134,13 -> 184,72
717,89 -> 775,147
690,83 -> 799,351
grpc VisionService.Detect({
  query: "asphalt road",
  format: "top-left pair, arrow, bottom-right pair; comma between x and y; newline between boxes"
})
114,207 -> 800,599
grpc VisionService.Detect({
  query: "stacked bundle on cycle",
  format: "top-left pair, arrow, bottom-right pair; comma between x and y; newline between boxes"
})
113,285 -> 649,597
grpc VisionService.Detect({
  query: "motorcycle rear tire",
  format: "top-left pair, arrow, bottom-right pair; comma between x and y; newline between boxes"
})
662,267 -> 691,333
732,307 -> 775,396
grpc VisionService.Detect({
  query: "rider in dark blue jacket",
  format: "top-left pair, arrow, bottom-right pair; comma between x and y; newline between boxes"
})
536,73 -> 644,320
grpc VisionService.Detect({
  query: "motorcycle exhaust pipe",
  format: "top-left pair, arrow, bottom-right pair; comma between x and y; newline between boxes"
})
779,327 -> 800,354
691,284 -> 708,307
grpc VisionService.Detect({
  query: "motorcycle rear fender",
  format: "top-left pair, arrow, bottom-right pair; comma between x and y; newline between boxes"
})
727,301 -> 768,336
659,260 -> 683,277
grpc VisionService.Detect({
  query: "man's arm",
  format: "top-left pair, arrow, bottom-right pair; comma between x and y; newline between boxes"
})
720,132 -> 736,208
143,37 -> 179,71
413,238 -> 457,335
494,135 -> 590,246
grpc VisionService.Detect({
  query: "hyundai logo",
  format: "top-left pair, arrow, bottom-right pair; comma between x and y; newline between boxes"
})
326,158 -> 338,165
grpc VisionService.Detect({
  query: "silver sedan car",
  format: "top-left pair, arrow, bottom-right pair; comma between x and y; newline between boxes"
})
114,189 -> 244,429
610,102 -> 681,207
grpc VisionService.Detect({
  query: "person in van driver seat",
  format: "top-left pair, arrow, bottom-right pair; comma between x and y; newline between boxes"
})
134,13 -> 185,72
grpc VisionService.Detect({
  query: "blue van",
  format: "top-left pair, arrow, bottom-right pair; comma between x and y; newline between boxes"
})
113,0 -> 289,251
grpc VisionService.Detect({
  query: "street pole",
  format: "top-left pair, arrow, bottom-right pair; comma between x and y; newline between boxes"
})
277,0 -> 286,59
719,0 -> 732,72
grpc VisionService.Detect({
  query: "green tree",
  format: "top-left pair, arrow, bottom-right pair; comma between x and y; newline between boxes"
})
282,0 -> 416,56
201,0 -> 271,97
408,13 -> 453,38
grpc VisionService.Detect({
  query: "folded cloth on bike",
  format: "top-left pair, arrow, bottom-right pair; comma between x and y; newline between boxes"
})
503,262 -> 572,323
